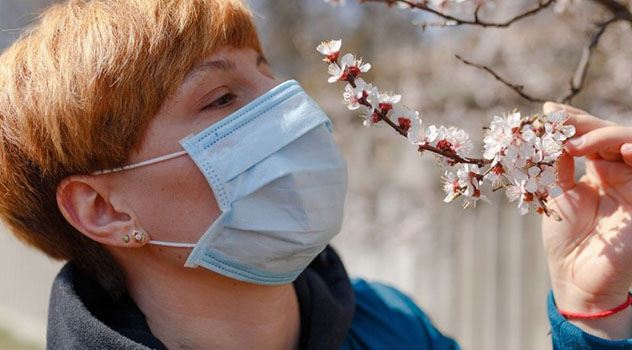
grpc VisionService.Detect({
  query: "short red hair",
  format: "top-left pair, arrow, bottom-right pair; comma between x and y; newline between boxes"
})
0,0 -> 263,296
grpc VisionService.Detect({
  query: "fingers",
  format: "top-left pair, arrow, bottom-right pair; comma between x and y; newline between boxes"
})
598,150 -> 622,162
555,150 -> 575,191
543,102 -> 615,137
543,102 -> 588,116
585,159 -> 632,196
622,143 -> 632,168
565,126 -> 632,158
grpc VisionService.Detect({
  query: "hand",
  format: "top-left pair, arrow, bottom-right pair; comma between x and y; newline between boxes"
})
542,102 -> 632,339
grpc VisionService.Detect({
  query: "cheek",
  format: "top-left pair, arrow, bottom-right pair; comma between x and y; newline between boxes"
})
124,156 -> 220,250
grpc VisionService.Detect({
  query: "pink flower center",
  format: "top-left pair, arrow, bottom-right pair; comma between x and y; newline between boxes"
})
493,164 -> 504,175
378,103 -> 393,111
436,139 -> 454,152
371,111 -> 381,124
398,117 -> 411,132
341,66 -> 361,82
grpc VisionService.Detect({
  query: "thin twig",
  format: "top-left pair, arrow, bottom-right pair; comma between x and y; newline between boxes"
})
378,109 -> 490,165
455,55 -> 547,103
455,15 -> 624,104
360,0 -> 555,28
453,0 -> 631,104
360,0 -> 631,104
590,0 -> 632,22
419,143 -> 491,166
561,16 -> 623,103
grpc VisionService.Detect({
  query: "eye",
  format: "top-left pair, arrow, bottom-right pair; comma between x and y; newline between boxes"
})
203,93 -> 236,110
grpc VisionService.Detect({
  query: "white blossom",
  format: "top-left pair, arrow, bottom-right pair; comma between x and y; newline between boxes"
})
506,180 -> 532,215
456,164 -> 489,208
483,112 -> 522,161
425,125 -> 472,157
544,110 -> 576,142
327,53 -> 371,83
327,61 -> 346,83
539,166 -> 557,187
317,39 -> 341,56
541,134 -> 563,161
442,170 -> 461,203
327,53 -> 352,83
425,125 -> 444,144
376,91 -> 401,109
342,78 -> 377,110
445,126 -> 473,156
484,163 -> 508,188
504,164 -> 564,215
358,105 -> 377,128
317,39 -> 342,63
406,114 -> 426,145
351,56 -> 372,74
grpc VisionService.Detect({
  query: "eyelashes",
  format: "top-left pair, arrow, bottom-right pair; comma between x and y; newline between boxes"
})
203,93 -> 236,110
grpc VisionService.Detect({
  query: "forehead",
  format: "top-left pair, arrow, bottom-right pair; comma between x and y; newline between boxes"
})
182,47 -> 263,86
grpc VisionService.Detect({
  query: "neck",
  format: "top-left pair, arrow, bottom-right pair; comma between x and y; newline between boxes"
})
122,259 -> 301,350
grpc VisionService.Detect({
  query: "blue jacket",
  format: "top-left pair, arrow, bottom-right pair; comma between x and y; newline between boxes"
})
47,246 -> 632,349
343,279 -> 632,349
342,279 -> 459,349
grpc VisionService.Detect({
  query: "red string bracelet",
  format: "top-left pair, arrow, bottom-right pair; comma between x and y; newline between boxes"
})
558,293 -> 632,319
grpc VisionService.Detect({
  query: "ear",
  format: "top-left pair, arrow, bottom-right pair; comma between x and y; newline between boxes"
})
56,175 -> 148,248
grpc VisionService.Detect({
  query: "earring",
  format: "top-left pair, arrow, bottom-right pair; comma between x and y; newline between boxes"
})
122,235 -> 130,244
131,229 -> 147,244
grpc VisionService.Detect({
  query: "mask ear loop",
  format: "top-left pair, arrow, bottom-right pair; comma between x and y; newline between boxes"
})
90,149 -> 195,248
148,241 -> 196,248
92,150 -> 188,175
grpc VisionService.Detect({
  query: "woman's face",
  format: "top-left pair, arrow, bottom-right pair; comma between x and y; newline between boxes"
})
105,47 -> 278,267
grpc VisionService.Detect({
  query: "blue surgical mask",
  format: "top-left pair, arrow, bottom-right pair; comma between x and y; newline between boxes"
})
95,80 -> 348,285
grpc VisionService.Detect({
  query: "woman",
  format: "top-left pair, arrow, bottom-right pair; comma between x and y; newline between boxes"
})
0,0 -> 631,349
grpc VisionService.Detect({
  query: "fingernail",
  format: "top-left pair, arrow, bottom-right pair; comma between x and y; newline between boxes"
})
543,102 -> 559,113
622,144 -> 632,153
567,136 -> 584,148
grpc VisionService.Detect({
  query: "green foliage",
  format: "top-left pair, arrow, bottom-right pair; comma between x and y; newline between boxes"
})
0,328 -> 41,350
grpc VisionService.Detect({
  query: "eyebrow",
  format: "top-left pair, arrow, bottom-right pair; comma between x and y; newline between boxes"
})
183,54 -> 269,84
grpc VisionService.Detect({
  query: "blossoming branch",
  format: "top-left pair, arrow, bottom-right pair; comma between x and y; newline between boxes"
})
317,39 -> 576,219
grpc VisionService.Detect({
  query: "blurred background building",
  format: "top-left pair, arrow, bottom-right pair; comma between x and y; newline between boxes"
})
0,0 -> 631,349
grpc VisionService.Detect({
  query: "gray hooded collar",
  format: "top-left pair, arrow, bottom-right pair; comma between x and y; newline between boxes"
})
46,246 -> 355,350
